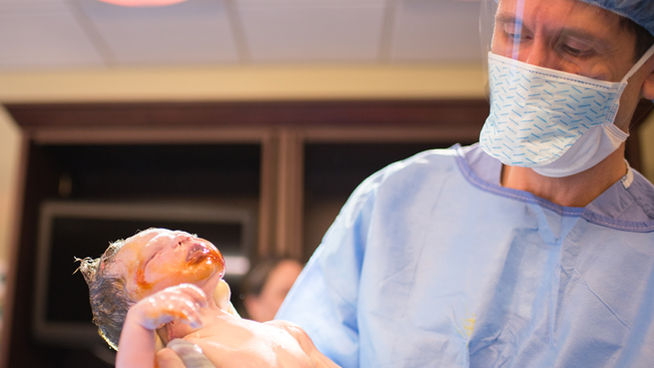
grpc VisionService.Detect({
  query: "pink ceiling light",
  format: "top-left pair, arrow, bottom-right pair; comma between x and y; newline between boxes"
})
97,0 -> 187,6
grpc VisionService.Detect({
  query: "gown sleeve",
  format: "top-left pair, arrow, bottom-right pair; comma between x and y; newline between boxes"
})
275,170 -> 383,368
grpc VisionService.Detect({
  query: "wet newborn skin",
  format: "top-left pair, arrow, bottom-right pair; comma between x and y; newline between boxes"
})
111,228 -> 338,368
107,228 -> 225,301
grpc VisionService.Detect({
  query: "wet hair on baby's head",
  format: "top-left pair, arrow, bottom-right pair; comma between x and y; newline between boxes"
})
76,238 -> 133,350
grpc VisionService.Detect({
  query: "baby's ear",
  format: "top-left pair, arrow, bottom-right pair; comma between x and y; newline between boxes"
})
212,279 -> 240,318
212,279 -> 231,308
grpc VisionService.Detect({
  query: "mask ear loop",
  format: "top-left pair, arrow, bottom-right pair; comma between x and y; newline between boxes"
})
622,44 -> 654,83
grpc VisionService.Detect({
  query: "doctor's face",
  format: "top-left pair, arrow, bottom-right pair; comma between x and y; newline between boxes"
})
490,0 -> 653,131
108,228 -> 225,300
491,0 -> 637,81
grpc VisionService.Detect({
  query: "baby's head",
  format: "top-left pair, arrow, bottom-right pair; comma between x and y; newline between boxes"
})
77,228 -> 225,349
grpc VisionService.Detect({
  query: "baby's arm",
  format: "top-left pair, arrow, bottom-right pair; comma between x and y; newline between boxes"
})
116,284 -> 207,368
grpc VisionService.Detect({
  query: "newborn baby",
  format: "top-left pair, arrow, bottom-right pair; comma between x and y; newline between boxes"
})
78,228 -> 334,368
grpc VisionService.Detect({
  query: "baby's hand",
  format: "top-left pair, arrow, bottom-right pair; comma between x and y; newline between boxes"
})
130,283 -> 208,330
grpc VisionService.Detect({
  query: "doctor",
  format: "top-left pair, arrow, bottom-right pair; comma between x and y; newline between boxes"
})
277,0 -> 654,366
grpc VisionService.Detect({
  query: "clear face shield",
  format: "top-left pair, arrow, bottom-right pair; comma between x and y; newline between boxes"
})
478,0 -> 654,177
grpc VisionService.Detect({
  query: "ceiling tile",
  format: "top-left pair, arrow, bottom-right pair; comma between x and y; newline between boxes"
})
391,0 -> 483,63
75,0 -> 239,66
0,0 -> 105,69
0,0 -> 486,70
0,0 -> 69,11
237,1 -> 387,63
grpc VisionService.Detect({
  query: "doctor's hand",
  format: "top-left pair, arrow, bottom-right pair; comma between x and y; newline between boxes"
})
264,319 -> 343,368
185,309 -> 342,368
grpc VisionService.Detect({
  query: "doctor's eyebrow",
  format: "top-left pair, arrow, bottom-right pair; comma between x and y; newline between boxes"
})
494,12 -> 613,50
494,14 -> 524,28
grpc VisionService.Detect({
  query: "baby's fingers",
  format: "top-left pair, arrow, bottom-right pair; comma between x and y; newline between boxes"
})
175,283 -> 209,308
134,284 -> 208,330
175,297 -> 204,329
139,295 -> 201,329
165,284 -> 208,327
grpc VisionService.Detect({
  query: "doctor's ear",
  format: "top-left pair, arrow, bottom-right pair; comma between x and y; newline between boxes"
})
642,66 -> 654,100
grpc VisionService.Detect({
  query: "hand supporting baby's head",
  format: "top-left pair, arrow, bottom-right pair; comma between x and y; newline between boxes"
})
77,228 -> 226,350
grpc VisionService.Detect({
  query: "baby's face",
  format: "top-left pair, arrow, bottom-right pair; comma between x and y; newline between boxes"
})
109,228 -> 225,300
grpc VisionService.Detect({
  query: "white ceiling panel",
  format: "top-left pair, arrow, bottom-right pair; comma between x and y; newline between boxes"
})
237,0 -> 387,62
0,0 -> 485,70
0,0 -> 105,69
75,0 -> 239,66
391,0 -> 482,63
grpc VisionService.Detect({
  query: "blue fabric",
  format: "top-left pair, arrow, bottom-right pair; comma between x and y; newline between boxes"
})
276,144 -> 654,367
580,0 -> 654,36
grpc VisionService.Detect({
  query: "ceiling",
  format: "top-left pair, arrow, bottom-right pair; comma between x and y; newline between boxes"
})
0,0 -> 483,71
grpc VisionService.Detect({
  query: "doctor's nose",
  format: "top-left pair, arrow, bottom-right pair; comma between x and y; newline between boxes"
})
521,40 -> 558,70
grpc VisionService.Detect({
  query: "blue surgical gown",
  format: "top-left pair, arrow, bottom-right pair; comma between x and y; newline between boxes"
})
276,144 -> 654,368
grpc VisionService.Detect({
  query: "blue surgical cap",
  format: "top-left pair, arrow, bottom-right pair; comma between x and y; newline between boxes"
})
580,0 -> 654,36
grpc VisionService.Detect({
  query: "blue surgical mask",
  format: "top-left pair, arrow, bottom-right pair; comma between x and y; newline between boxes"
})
480,46 -> 654,177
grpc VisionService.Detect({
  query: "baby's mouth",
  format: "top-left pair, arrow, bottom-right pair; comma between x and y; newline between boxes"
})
186,243 -> 211,264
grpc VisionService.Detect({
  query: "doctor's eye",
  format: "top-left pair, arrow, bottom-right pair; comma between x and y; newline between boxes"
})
557,37 -> 595,58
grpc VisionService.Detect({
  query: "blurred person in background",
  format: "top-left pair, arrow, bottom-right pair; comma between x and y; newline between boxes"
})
241,257 -> 303,322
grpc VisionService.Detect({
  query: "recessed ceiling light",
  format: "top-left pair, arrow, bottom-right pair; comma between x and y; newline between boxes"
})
97,0 -> 187,7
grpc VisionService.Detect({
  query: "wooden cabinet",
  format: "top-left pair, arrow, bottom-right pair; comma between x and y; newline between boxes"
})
1,99 -> 490,367
3,99 -> 651,367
